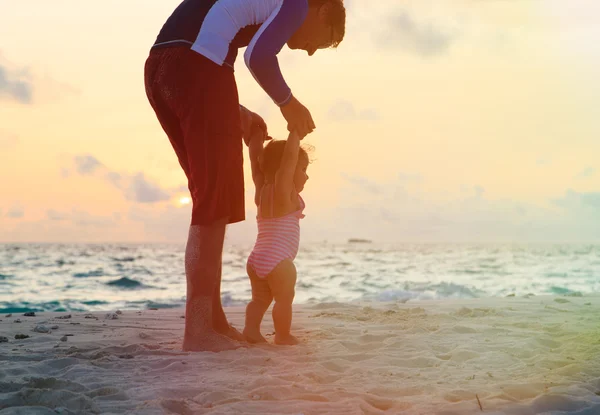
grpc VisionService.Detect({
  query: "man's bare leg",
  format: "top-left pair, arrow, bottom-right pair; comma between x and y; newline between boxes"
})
182,221 -> 241,352
212,261 -> 245,341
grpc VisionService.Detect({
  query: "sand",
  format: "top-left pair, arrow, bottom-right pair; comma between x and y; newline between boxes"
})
2,295 -> 600,415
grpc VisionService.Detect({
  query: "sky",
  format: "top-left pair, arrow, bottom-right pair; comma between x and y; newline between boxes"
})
1,0 -> 599,244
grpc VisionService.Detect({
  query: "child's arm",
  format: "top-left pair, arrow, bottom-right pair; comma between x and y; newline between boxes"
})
240,105 -> 267,146
248,131 -> 265,207
274,130 -> 300,204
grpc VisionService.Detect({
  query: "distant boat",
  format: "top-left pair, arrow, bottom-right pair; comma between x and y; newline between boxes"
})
347,238 -> 372,244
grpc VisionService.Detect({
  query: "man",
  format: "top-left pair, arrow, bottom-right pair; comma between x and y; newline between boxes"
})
144,0 -> 346,352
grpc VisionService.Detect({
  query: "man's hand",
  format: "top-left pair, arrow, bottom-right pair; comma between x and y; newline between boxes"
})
280,96 -> 315,139
240,106 -> 269,146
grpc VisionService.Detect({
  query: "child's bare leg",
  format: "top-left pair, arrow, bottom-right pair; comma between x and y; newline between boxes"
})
244,301 -> 270,343
268,260 -> 299,345
243,265 -> 273,343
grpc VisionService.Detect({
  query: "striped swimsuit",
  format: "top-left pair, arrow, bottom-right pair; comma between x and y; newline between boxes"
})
247,186 -> 305,278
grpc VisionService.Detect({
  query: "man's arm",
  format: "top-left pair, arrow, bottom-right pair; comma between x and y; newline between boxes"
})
243,0 -> 308,107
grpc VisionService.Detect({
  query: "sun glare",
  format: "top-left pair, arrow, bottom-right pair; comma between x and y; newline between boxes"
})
179,196 -> 191,205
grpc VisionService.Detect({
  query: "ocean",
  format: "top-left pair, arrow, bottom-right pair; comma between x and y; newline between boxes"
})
1,243 -> 599,313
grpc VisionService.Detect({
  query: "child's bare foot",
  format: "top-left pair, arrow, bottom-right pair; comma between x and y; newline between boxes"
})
243,328 -> 268,344
274,333 -> 299,345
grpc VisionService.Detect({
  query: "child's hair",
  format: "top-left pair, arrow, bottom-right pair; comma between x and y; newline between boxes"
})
308,0 -> 346,48
260,140 -> 312,182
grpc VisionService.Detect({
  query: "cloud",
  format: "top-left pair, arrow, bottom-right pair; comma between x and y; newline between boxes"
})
474,185 -> 485,199
6,205 -> 24,219
2,209 -> 127,243
105,171 -> 123,188
341,173 -> 429,201
1,52 -> 79,105
328,100 -> 379,121
71,210 -> 118,227
297,174 -> 600,244
74,154 -> 103,175
341,173 -> 383,194
69,154 -> 178,204
46,208 -> 117,227
143,185 -> 600,244
47,209 -> 68,221
381,10 -> 457,57
126,173 -> 172,204
16,206 -> 187,243
128,204 -> 191,242
552,189 -> 600,214
0,63 -> 33,104
575,167 -> 596,179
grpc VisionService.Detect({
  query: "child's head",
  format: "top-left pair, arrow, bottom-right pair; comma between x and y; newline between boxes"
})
287,0 -> 346,56
260,140 -> 310,192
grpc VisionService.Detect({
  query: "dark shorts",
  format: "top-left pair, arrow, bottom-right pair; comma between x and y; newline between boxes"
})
144,46 -> 245,225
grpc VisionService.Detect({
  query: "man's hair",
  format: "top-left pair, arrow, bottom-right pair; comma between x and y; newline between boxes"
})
309,0 -> 346,48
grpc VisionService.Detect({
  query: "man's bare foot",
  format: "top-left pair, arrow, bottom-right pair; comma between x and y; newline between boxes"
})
243,328 -> 268,344
274,333 -> 299,345
216,324 -> 246,342
182,329 -> 242,352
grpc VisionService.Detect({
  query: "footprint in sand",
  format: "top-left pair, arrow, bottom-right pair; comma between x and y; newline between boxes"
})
320,360 -> 348,373
340,341 -> 383,353
336,353 -> 376,363
449,349 -> 480,363
451,325 -> 478,334
160,398 -> 193,415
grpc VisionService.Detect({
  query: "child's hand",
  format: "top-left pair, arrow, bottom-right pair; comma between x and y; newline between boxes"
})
280,96 -> 314,139
240,107 -> 269,146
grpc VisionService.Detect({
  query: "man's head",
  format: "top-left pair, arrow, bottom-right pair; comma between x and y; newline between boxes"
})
287,0 -> 346,56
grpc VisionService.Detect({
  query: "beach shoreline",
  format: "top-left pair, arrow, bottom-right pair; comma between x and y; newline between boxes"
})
2,295 -> 600,414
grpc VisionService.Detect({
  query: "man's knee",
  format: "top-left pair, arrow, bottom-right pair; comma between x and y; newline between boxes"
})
190,220 -> 227,250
